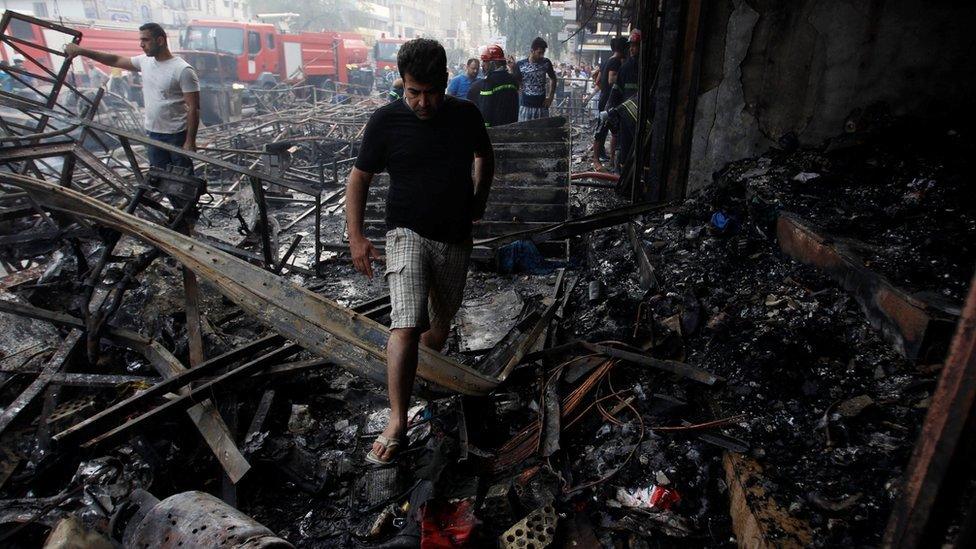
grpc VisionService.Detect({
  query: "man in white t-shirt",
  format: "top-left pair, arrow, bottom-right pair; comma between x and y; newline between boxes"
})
65,22 -> 200,173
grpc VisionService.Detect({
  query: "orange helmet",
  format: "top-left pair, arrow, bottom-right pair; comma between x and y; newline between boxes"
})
481,44 -> 505,62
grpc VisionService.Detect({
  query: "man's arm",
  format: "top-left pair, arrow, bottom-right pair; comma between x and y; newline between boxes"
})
544,61 -> 557,108
64,44 -> 137,71
183,91 -> 200,151
345,167 -> 381,279
473,147 -> 495,221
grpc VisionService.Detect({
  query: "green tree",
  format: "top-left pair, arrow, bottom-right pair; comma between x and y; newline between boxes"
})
485,0 -> 566,59
247,0 -> 367,32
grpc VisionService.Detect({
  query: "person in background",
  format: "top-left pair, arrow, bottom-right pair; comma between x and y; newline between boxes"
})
467,44 -> 518,127
86,60 -> 109,89
65,22 -> 200,172
513,37 -> 557,121
0,61 -> 12,93
447,58 -> 480,98
593,37 -> 628,171
607,30 -> 646,173
389,77 -> 404,102
608,30 -> 641,111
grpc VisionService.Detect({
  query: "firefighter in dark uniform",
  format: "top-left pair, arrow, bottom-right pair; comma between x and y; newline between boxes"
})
605,29 -> 642,173
467,44 -> 518,127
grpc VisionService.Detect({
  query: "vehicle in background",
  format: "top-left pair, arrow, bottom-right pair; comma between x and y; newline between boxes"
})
179,20 -> 373,94
0,16 -> 140,86
373,36 -> 406,77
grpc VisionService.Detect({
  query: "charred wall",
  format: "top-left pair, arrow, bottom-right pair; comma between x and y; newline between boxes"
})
686,0 -> 976,193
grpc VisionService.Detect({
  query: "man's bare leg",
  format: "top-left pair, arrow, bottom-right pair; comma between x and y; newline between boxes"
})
592,139 -> 605,172
373,327 -> 420,461
420,324 -> 449,351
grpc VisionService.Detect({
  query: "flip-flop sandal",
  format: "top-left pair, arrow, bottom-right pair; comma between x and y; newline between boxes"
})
365,434 -> 405,466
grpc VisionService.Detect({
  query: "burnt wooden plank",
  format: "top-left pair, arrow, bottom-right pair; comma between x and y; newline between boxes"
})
367,184 -> 568,204
777,212 -> 956,360
492,142 -> 568,158
883,272 -> 976,547
363,202 -> 566,223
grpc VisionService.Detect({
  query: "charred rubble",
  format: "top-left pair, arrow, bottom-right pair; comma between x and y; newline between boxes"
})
1,6 -> 976,549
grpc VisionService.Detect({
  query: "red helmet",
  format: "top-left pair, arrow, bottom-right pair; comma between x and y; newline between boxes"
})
481,44 -> 505,62
629,29 -> 642,44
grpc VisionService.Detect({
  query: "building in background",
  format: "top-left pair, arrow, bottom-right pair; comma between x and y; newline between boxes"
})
1,0 -> 251,28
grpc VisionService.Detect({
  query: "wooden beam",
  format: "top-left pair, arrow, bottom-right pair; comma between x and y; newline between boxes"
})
884,273 -> 976,547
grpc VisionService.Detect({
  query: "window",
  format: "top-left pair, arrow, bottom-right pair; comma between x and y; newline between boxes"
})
8,18 -> 35,41
266,33 -> 275,49
247,31 -> 261,55
33,3 -> 48,17
183,26 -> 245,55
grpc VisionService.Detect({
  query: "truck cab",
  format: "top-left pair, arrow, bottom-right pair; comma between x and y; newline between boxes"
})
181,21 -> 279,83
374,38 -> 406,77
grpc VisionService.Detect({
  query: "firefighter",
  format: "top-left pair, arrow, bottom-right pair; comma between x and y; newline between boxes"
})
467,44 -> 518,127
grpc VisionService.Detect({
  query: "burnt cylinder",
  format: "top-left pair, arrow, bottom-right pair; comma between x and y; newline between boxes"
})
120,490 -> 292,548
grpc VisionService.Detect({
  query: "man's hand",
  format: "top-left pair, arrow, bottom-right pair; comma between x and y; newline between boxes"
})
182,140 -> 197,153
63,43 -> 81,59
543,96 -> 553,108
349,235 -> 381,279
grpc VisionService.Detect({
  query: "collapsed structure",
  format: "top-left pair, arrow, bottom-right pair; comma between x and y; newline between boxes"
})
0,3 -> 975,549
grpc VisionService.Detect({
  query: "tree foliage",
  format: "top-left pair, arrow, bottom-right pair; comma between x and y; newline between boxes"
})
485,0 -> 566,59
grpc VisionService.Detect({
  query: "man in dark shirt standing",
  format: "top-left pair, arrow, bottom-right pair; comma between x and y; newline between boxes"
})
468,44 -> 519,127
608,29 -> 643,172
346,38 -> 494,466
513,37 -> 558,121
592,37 -> 627,171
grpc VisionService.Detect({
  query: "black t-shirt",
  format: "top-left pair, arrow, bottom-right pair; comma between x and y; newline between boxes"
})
598,55 -> 623,111
476,69 -> 519,128
355,96 -> 491,243
610,56 -> 640,109
513,57 -> 557,108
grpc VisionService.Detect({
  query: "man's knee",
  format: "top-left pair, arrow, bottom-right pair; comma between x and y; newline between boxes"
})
390,327 -> 421,342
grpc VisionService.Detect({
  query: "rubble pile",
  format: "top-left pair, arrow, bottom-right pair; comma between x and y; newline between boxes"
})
0,21 -> 973,546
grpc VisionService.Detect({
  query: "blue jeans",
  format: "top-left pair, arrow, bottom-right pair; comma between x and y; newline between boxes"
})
147,130 -> 194,174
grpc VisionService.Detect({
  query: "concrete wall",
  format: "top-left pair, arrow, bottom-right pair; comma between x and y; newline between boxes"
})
686,0 -> 976,193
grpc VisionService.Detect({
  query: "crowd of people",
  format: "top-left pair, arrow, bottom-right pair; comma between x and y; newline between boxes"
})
389,29 -> 644,173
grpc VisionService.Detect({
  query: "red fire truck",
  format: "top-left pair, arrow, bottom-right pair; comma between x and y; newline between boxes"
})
0,16 -> 141,80
373,36 -> 407,76
179,20 -> 373,92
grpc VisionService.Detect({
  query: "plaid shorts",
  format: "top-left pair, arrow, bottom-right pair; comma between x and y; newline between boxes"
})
519,105 -> 550,121
384,228 -> 472,330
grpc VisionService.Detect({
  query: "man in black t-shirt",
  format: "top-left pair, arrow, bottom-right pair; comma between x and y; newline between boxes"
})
468,44 -> 519,127
346,38 -> 494,466
592,37 -> 627,170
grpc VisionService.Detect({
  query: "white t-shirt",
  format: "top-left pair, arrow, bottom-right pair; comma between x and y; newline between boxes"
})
130,54 -> 200,134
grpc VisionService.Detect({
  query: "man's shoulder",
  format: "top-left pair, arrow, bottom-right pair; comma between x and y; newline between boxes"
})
173,56 -> 196,70
444,95 -> 482,118
371,100 -> 404,119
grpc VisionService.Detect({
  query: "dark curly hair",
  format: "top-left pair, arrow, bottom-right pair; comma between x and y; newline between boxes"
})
397,38 -> 448,89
